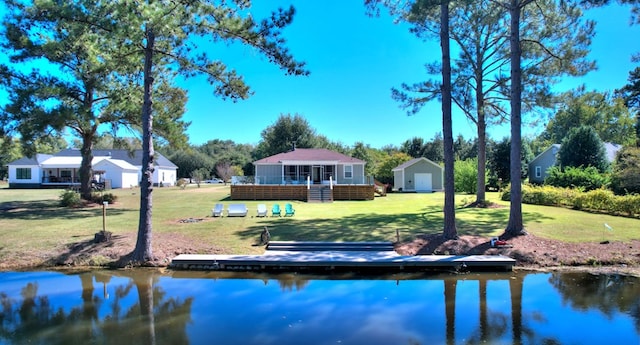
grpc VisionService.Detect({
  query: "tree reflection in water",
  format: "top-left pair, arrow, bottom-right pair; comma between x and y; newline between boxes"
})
0,270 -> 638,344
550,272 -> 640,334
0,270 -> 193,345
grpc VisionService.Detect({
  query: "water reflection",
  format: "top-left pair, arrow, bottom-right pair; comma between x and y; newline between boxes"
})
0,270 -> 637,345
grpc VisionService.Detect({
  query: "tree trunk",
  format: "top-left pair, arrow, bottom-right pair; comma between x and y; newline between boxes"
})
79,134 -> 94,201
133,27 -> 155,262
475,78 -> 487,204
505,0 -> 526,236
135,274 -> 156,345
444,278 -> 457,345
510,275 -> 523,345
441,0 -> 457,239
479,279 -> 488,343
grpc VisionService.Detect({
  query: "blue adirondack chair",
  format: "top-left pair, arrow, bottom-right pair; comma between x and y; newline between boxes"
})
271,204 -> 281,217
285,203 -> 295,216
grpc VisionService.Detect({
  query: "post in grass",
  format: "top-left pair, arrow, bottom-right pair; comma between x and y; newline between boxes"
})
601,223 -> 613,244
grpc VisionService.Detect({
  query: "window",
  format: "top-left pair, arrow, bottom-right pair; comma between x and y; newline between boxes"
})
284,165 -> 297,182
323,165 -> 334,181
300,165 -> 311,179
535,166 -> 541,178
60,170 -> 72,182
344,165 -> 353,179
16,168 -> 31,180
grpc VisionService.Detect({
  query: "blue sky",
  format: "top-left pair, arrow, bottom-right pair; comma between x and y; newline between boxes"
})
1,2 -> 639,149
181,1 -> 640,149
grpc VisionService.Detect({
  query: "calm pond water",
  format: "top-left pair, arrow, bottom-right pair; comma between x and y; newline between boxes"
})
0,269 -> 637,345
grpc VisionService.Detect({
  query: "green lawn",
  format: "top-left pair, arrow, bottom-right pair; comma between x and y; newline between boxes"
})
0,183 -> 638,261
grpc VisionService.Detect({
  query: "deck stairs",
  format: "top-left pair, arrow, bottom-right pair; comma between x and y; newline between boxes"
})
307,185 -> 333,203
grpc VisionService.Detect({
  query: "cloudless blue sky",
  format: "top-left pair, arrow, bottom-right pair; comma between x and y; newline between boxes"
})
1,2 -> 639,149
182,1 -> 640,149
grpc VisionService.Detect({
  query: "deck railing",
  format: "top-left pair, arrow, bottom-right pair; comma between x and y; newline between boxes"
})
42,176 -> 80,183
230,184 -> 375,201
250,175 -> 375,186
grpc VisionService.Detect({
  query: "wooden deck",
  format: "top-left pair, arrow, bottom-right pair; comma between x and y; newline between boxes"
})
230,184 -> 375,201
170,241 -> 516,272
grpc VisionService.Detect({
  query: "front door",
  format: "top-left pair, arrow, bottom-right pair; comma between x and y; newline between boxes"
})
312,166 -> 322,184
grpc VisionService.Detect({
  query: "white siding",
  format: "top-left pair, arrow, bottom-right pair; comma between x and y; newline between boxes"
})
8,165 -> 41,185
154,167 -> 176,187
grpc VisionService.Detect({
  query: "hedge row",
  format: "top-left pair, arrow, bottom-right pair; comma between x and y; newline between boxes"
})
501,184 -> 640,217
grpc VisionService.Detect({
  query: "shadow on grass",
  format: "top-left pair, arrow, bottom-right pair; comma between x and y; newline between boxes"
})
236,205 -> 554,243
47,234 -> 128,266
0,199 -> 128,220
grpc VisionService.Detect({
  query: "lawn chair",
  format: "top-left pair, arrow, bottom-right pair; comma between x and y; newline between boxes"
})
227,204 -> 248,217
212,203 -> 224,217
257,204 -> 268,217
285,203 -> 295,216
271,204 -> 281,217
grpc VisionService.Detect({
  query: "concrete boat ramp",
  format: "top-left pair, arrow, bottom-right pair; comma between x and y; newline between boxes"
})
170,241 -> 516,272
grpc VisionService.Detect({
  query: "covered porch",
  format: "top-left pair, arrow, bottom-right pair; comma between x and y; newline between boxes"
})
230,183 -> 375,202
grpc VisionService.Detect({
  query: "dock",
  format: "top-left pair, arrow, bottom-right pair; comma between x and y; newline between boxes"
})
170,241 -> 516,272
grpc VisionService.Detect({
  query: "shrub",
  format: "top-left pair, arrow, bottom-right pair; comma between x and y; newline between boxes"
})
59,190 -> 82,207
177,178 -> 189,189
91,193 -> 117,204
501,184 -> 640,217
610,147 -> 640,195
500,184 -> 511,201
613,194 -> 640,217
545,166 -> 609,191
572,188 -> 615,212
454,158 -> 481,194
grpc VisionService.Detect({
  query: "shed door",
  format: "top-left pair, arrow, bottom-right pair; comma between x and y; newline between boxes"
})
414,173 -> 432,192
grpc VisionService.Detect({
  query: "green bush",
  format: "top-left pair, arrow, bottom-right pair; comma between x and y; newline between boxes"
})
500,184 -> 640,217
92,193 -> 118,204
59,190 -> 82,207
500,184 -> 511,201
177,178 -> 189,189
613,194 -> 640,217
454,158 -> 481,194
545,166 -> 609,191
572,188 -> 615,212
610,147 -> 640,195
521,184 -> 566,206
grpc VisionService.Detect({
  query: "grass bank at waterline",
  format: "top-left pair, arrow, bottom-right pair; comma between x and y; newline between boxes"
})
0,182 -> 638,267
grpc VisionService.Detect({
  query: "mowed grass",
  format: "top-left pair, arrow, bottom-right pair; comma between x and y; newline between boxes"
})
0,182 -> 638,261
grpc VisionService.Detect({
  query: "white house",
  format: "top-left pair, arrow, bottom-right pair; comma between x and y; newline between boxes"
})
92,158 -> 139,189
7,149 -> 177,189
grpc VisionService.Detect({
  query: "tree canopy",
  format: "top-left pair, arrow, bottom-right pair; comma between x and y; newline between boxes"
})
557,126 -> 609,172
257,113 -> 317,157
544,89 -> 636,145
0,0 -> 189,200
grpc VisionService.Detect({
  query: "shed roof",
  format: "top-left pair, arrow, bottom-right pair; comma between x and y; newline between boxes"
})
392,157 -> 441,171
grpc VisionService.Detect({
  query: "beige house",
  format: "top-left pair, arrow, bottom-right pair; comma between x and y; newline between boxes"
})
392,157 -> 443,192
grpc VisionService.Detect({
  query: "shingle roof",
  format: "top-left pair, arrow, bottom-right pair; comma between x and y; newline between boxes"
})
7,153 -> 53,166
93,158 -> 139,171
254,148 -> 365,164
